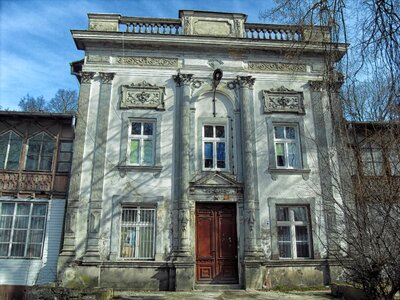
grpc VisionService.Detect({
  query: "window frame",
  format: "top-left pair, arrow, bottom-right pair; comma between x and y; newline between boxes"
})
119,206 -> 156,260
273,124 -> 302,169
202,124 -> 229,171
126,120 -> 156,167
276,205 -> 312,259
0,201 -> 47,259
268,197 -> 318,260
266,117 -> 310,179
0,130 -> 23,170
119,112 -> 162,172
25,132 -> 55,172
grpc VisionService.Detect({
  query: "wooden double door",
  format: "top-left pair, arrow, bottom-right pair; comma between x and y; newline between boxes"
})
195,203 -> 238,283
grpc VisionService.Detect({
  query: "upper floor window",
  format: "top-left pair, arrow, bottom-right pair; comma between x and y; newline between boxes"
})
360,143 -> 384,176
273,125 -> 301,169
0,202 -> 47,258
276,206 -> 311,259
0,131 -> 22,170
128,121 -> 155,166
120,206 -> 155,259
202,125 -> 227,171
57,141 -> 73,173
25,132 -> 55,171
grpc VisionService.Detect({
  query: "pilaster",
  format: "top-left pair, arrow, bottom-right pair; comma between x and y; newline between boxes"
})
60,71 -> 94,259
84,72 -> 115,260
172,73 -> 193,257
308,80 -> 338,256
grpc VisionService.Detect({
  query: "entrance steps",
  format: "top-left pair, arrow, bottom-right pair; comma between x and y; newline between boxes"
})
194,284 -> 242,291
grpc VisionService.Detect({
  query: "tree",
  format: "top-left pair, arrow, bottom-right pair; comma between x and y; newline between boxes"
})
323,123 -> 400,299
261,1 -> 400,298
46,89 -> 78,113
262,0 -> 400,122
18,94 -> 47,112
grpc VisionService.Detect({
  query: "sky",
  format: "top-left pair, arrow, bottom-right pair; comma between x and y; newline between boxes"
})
0,0 -> 272,111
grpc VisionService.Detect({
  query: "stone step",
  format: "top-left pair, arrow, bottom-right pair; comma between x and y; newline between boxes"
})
194,284 -> 242,291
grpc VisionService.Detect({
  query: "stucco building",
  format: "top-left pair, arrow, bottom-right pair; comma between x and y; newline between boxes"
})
58,10 -> 347,290
0,112 -> 74,297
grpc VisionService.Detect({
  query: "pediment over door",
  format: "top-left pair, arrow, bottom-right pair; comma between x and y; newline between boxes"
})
189,172 -> 243,200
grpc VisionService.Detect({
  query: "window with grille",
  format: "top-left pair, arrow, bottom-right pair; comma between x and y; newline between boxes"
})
0,202 -> 47,258
0,131 -> 23,170
273,125 -> 301,169
128,121 -> 155,166
202,125 -> 228,171
120,207 -> 155,259
276,206 -> 311,258
25,132 -> 55,171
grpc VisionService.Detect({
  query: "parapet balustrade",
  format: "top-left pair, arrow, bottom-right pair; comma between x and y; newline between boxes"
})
120,17 -> 182,34
118,16 -> 304,41
89,14 -> 328,42
244,23 -> 303,41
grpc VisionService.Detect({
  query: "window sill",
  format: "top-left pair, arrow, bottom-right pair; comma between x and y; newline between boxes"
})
268,168 -> 311,180
117,165 -> 163,177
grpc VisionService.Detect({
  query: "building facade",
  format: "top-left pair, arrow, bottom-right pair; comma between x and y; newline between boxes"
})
0,112 -> 74,296
58,10 -> 347,290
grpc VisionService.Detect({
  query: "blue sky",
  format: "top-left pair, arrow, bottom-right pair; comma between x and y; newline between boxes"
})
0,0 -> 271,111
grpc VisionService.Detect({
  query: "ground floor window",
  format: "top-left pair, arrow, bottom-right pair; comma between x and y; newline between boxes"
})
0,202 -> 47,258
276,205 -> 311,258
120,207 -> 155,259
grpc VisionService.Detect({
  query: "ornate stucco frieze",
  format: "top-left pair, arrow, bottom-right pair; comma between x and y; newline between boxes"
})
172,73 -> 194,87
248,61 -> 307,72
116,56 -> 178,68
99,72 -> 115,84
262,86 -> 305,114
80,72 -> 95,84
120,80 -> 165,110
236,76 -> 255,88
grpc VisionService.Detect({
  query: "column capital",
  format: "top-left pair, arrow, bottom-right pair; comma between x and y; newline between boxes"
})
237,76 -> 255,88
173,73 -> 194,87
308,80 -> 324,92
99,72 -> 115,84
80,72 -> 95,84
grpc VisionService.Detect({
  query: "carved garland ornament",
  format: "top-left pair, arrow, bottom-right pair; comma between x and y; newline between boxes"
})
121,80 -> 165,110
262,86 -> 305,114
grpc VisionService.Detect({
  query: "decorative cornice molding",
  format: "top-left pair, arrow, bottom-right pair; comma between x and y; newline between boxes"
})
236,76 -> 255,88
249,61 -> 306,72
262,86 -> 305,114
80,72 -> 95,84
99,72 -> 115,84
116,56 -> 178,68
172,73 -> 194,87
120,80 -> 165,110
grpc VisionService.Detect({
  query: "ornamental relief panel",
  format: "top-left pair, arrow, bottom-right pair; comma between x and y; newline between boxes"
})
262,86 -> 305,114
120,80 -> 165,110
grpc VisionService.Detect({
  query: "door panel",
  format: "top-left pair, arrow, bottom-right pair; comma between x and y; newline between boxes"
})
196,203 -> 238,283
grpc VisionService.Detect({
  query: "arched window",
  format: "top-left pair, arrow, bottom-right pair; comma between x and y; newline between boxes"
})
25,132 -> 55,171
0,131 -> 23,170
